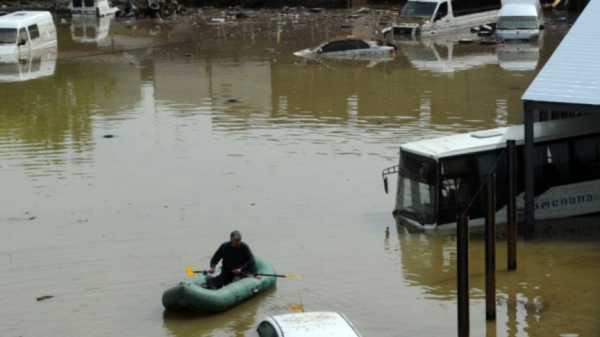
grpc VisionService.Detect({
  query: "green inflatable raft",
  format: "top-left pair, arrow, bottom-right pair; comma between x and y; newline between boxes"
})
162,257 -> 277,313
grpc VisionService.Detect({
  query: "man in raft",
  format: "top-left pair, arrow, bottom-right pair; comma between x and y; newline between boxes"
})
206,230 -> 256,289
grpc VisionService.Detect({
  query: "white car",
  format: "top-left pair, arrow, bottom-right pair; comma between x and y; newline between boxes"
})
293,38 -> 395,61
256,312 -> 362,337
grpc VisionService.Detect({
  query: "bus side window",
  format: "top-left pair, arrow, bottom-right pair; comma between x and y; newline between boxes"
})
572,136 -> 600,181
435,2 -> 448,21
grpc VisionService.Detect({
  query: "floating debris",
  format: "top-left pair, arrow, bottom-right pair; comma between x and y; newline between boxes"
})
36,295 -> 54,302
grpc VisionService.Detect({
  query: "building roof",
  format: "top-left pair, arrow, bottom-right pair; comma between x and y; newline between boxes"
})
522,0 -> 600,107
400,114 -> 600,159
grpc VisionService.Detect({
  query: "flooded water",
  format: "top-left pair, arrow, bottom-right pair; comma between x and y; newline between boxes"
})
1,9 -> 598,337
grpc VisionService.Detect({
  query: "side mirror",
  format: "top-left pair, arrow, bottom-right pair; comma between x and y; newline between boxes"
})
316,48 -> 322,54
383,176 -> 389,194
18,39 -> 26,46
539,24 -> 544,30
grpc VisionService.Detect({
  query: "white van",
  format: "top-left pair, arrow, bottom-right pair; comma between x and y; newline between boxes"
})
71,0 -> 119,17
0,11 -> 57,57
496,0 -> 544,41
383,0 -> 501,39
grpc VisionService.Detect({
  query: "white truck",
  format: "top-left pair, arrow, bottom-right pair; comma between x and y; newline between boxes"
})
383,0 -> 501,39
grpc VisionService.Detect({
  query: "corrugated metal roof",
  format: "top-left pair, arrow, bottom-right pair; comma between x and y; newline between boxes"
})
522,0 -> 600,106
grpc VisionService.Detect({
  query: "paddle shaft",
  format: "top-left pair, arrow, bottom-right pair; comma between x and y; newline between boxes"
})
192,270 -> 289,278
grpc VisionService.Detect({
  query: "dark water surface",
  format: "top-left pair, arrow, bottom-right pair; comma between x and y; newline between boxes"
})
1,10 -> 598,337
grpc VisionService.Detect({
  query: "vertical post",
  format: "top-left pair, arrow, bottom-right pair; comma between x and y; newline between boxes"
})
507,140 -> 517,271
457,214 -> 469,337
485,174 -> 496,321
524,108 -> 535,238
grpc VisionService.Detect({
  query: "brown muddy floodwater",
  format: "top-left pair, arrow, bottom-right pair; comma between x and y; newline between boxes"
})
0,9 -> 598,337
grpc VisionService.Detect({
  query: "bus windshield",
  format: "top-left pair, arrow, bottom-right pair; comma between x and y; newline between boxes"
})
401,1 -> 437,19
497,16 -> 538,30
0,28 -> 17,44
396,151 -> 437,225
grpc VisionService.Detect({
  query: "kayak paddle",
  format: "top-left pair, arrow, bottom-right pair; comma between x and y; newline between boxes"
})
185,267 -> 301,280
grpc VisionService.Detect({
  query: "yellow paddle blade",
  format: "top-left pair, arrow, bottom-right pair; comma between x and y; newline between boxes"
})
284,273 -> 302,280
185,266 -> 195,278
289,303 -> 305,313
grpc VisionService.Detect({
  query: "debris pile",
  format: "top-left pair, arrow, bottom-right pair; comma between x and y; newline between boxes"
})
119,0 -> 187,18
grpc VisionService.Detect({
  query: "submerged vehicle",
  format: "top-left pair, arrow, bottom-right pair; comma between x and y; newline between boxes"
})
496,0 -> 544,41
162,257 -> 276,313
382,0 -> 501,39
0,11 -> 57,57
383,115 -> 600,230
71,0 -> 119,17
293,38 -> 395,61
257,312 -> 362,337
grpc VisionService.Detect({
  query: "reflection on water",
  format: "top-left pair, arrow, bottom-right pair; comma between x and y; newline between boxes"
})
163,288 -> 274,337
388,226 -> 600,337
0,10 -> 594,337
0,45 -> 57,83
71,15 -> 113,46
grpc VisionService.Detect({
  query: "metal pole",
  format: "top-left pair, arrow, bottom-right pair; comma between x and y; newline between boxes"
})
507,140 -> 517,270
524,108 -> 535,237
485,174 -> 496,321
457,214 -> 469,337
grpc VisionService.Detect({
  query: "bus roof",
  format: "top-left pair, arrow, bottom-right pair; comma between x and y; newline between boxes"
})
0,11 -> 52,27
400,115 -> 600,160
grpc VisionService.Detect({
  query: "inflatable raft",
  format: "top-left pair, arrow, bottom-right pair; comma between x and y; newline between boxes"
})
162,257 -> 277,313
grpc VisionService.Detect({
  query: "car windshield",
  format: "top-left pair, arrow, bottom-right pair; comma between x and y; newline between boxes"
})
396,151 -> 437,225
401,1 -> 437,19
497,16 -> 538,30
0,28 -> 17,44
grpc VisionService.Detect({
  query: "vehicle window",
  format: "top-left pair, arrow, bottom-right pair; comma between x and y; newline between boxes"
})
0,28 -> 17,44
573,136 -> 600,181
321,40 -> 369,53
28,25 -> 40,40
84,0 -> 94,7
18,28 -> 27,45
397,151 -> 437,224
73,0 -> 83,7
497,16 -> 538,30
401,1 -> 437,18
434,2 -> 448,21
257,322 -> 278,337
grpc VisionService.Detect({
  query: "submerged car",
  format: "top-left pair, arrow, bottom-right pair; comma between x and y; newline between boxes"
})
495,0 -> 544,41
257,312 -> 362,337
293,38 -> 395,61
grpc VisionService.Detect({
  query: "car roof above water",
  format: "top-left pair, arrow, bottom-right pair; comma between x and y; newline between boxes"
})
499,3 -> 539,17
267,312 -> 361,337
0,11 -> 53,28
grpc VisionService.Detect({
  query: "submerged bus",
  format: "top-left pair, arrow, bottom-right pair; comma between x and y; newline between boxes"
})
384,115 -> 600,230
